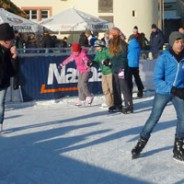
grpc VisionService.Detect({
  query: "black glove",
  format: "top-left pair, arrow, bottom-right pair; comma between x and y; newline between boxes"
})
171,87 -> 184,100
102,59 -> 111,66
87,61 -> 93,67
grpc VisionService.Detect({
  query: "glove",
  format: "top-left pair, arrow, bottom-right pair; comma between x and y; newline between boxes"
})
118,68 -> 125,79
87,61 -> 93,67
171,87 -> 184,100
58,63 -> 64,69
102,59 -> 111,66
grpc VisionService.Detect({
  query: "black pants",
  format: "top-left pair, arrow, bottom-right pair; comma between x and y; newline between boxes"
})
127,67 -> 144,93
113,73 -> 132,107
12,58 -> 20,90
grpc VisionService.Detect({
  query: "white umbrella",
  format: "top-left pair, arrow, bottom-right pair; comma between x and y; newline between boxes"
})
39,8 -> 114,33
0,8 -> 43,32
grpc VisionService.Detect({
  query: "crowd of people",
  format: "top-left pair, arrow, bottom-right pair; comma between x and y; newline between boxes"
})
0,22 -> 184,162
62,24 -> 169,113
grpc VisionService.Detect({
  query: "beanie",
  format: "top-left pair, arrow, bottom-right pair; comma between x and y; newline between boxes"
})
109,27 -> 121,36
72,43 -> 81,52
169,31 -> 184,47
0,23 -> 14,41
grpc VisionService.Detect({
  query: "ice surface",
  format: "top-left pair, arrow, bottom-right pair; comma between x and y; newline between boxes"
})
0,92 -> 184,184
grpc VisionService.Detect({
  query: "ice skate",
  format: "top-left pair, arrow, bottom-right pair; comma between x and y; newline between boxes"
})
123,105 -> 133,114
75,100 -> 85,106
108,106 -> 116,113
131,137 -> 148,159
86,96 -> 94,105
173,138 -> 184,163
137,90 -> 143,98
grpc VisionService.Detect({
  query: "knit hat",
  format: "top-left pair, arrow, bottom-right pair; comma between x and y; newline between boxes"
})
0,23 -> 14,41
169,31 -> 184,47
151,24 -> 157,29
109,27 -> 121,36
72,43 -> 81,52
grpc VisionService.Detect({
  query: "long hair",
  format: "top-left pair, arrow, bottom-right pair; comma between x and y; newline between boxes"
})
109,35 -> 127,56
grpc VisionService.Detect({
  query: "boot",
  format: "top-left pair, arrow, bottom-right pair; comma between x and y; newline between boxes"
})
108,106 -> 116,113
173,137 -> 184,162
131,137 -> 148,159
117,105 -> 123,112
86,96 -> 94,105
137,90 -> 143,98
123,104 -> 133,114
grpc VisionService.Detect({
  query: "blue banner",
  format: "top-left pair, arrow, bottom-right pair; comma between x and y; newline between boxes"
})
19,55 -> 102,102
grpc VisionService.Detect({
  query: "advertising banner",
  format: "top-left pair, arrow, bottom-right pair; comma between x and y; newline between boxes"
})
20,55 -> 102,102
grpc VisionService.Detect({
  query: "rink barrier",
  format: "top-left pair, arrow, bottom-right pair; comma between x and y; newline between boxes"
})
7,49 -> 156,102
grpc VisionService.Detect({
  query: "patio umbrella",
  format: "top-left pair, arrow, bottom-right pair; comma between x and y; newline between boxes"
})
0,8 -> 43,32
39,7 -> 114,33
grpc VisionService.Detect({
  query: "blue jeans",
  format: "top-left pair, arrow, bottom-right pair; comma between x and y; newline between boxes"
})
140,93 -> 184,139
0,88 -> 7,124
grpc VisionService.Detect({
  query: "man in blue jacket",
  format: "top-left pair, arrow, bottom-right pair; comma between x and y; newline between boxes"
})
127,35 -> 144,98
131,31 -> 184,162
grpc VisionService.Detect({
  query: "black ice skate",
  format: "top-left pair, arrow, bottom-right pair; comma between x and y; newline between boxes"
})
137,90 -> 143,98
123,104 -> 133,114
173,138 -> 184,163
131,137 -> 148,159
108,106 -> 116,113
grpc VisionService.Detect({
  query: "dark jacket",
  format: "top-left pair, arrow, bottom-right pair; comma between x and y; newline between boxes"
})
42,34 -> 53,48
0,45 -> 15,89
110,42 -> 128,73
78,33 -> 90,47
150,29 -> 164,53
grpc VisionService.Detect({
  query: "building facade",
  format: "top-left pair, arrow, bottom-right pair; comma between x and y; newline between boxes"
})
11,0 -> 161,39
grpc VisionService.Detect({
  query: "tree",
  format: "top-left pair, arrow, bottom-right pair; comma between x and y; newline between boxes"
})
0,0 -> 27,18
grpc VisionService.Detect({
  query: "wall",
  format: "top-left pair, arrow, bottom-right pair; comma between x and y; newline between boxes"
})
11,0 -> 159,40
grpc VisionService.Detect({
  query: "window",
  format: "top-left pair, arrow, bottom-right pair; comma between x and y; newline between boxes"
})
24,10 -> 37,20
23,7 -> 51,21
98,0 -> 113,13
41,10 -> 49,19
164,2 -> 177,11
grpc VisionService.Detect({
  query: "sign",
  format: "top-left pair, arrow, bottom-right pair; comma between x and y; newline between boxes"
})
19,55 -> 102,102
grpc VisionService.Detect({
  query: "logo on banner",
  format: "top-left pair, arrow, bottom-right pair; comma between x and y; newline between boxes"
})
40,63 -> 102,94
7,17 -> 23,24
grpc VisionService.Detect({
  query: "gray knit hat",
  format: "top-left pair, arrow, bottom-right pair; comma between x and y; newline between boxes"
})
169,31 -> 184,47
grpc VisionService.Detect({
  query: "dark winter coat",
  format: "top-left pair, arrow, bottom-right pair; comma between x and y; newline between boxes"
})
41,34 -> 54,48
78,33 -> 90,47
150,29 -> 164,53
110,42 -> 128,74
0,45 -> 16,90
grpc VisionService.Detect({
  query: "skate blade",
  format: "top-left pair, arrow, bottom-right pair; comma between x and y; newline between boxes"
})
173,157 -> 184,164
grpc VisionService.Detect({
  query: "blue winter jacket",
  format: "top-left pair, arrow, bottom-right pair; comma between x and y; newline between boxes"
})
154,49 -> 184,94
128,38 -> 141,67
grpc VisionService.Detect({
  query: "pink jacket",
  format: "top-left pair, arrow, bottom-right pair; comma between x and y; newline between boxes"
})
62,49 -> 90,73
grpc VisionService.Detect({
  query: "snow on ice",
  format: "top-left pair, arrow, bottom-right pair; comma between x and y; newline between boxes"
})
0,92 -> 184,184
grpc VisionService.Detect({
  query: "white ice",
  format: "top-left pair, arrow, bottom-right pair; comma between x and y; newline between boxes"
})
0,92 -> 184,184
